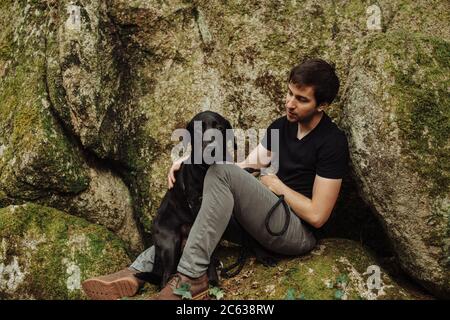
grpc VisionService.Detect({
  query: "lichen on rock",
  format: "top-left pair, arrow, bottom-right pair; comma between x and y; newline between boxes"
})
340,31 -> 449,298
0,203 -> 131,300
0,0 -> 144,254
134,239 -> 430,300
0,0 -> 91,200
1,0 -> 449,299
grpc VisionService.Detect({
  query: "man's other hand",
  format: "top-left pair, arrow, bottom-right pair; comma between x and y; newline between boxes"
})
260,174 -> 284,195
168,159 -> 184,189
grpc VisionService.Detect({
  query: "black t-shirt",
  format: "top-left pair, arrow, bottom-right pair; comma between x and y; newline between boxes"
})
261,113 -> 349,199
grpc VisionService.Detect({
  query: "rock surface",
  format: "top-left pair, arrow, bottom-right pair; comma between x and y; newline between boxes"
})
0,203 -> 131,299
0,0 -> 449,298
0,0 -> 144,254
340,32 -> 450,298
134,239 -> 431,300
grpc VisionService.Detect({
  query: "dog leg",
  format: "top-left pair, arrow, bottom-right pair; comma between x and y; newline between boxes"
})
207,250 -> 221,286
159,235 -> 181,287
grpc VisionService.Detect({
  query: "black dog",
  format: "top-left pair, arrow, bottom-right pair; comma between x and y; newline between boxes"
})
138,111 -> 285,288
148,111 -> 235,287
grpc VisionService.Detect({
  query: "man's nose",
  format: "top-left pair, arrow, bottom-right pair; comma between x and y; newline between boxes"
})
286,96 -> 295,109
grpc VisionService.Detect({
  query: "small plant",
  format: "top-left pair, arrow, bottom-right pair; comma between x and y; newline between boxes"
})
332,273 -> 349,300
334,289 -> 344,300
336,273 -> 349,285
173,283 -> 192,300
285,288 -> 306,300
209,286 -> 225,300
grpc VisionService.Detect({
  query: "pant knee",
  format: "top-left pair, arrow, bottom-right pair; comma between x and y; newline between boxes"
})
206,163 -> 237,181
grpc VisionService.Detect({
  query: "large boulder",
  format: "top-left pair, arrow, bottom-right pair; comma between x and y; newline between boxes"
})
1,0 -> 449,298
46,0 -> 127,159
0,0 -> 144,253
0,203 -> 131,299
105,0 -> 450,232
340,32 -> 449,298
0,0 -> 90,203
134,239 -> 430,300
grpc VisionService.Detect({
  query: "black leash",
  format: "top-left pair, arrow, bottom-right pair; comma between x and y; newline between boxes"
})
219,242 -> 249,279
265,194 -> 291,236
220,171 -> 291,279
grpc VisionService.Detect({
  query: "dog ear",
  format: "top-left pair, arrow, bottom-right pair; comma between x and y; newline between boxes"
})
184,119 -> 195,150
223,119 -> 237,150
222,119 -> 237,163
186,118 -> 194,136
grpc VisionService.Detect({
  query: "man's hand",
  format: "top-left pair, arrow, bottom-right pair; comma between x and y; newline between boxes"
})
260,174 -> 285,195
237,143 -> 271,171
261,173 -> 342,228
280,175 -> 342,228
167,155 -> 190,189
167,160 -> 182,189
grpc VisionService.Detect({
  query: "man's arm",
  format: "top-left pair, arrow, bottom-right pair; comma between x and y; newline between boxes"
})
236,143 -> 271,170
260,174 -> 342,228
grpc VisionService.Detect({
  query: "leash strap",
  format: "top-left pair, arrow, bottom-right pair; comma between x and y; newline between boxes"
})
265,194 -> 291,236
219,244 -> 249,279
220,194 -> 291,279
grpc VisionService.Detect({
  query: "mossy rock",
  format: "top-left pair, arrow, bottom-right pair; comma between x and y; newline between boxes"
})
340,31 -> 449,298
0,1 -> 144,254
132,239 -> 430,300
0,203 -> 131,300
106,0 -> 450,232
45,0 -> 124,159
0,0 -> 90,200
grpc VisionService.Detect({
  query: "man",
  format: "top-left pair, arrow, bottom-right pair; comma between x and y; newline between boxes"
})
82,58 -> 349,300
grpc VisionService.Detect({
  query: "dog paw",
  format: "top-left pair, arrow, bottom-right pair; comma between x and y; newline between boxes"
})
257,256 -> 278,267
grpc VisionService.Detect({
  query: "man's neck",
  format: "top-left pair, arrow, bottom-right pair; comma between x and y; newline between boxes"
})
297,112 -> 324,140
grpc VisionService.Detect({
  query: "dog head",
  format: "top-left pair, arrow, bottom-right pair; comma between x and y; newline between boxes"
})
185,111 -> 235,165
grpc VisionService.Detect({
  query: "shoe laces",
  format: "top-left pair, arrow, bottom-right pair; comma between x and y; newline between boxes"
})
167,274 -> 183,289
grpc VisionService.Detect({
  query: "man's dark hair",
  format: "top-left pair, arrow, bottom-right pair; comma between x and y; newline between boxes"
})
288,59 -> 340,107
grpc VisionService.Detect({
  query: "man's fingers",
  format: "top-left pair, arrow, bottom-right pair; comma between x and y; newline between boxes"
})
167,161 -> 182,189
167,175 -> 175,189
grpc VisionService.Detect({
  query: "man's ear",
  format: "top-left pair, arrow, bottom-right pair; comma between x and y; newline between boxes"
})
317,103 -> 329,112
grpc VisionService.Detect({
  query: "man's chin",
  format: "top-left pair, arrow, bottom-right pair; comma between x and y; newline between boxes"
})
286,113 -> 298,122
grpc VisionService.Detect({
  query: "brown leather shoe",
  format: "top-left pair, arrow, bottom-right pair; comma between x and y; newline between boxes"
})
151,272 -> 209,300
82,268 -> 145,300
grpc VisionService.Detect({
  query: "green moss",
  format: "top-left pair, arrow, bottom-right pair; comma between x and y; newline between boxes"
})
133,239 -> 429,300
0,1 -> 90,198
391,36 -> 449,197
356,32 -> 449,198
0,203 -> 131,300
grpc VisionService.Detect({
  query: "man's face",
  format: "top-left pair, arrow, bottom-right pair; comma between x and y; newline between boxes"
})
285,83 -> 320,123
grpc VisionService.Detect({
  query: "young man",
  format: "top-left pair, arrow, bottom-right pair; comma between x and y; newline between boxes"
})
82,58 -> 349,300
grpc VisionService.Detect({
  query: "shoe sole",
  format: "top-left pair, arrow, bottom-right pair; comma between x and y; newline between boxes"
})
192,290 -> 210,300
149,290 -> 210,300
82,278 -> 139,300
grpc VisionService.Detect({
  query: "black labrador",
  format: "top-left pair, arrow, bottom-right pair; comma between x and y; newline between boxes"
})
147,111 -> 234,287
138,111 -> 284,288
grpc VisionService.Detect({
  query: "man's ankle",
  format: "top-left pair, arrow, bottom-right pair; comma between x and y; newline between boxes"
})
128,266 -> 141,273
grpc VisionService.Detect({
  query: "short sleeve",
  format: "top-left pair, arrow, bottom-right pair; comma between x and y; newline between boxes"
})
316,133 -> 349,179
261,117 -> 283,151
